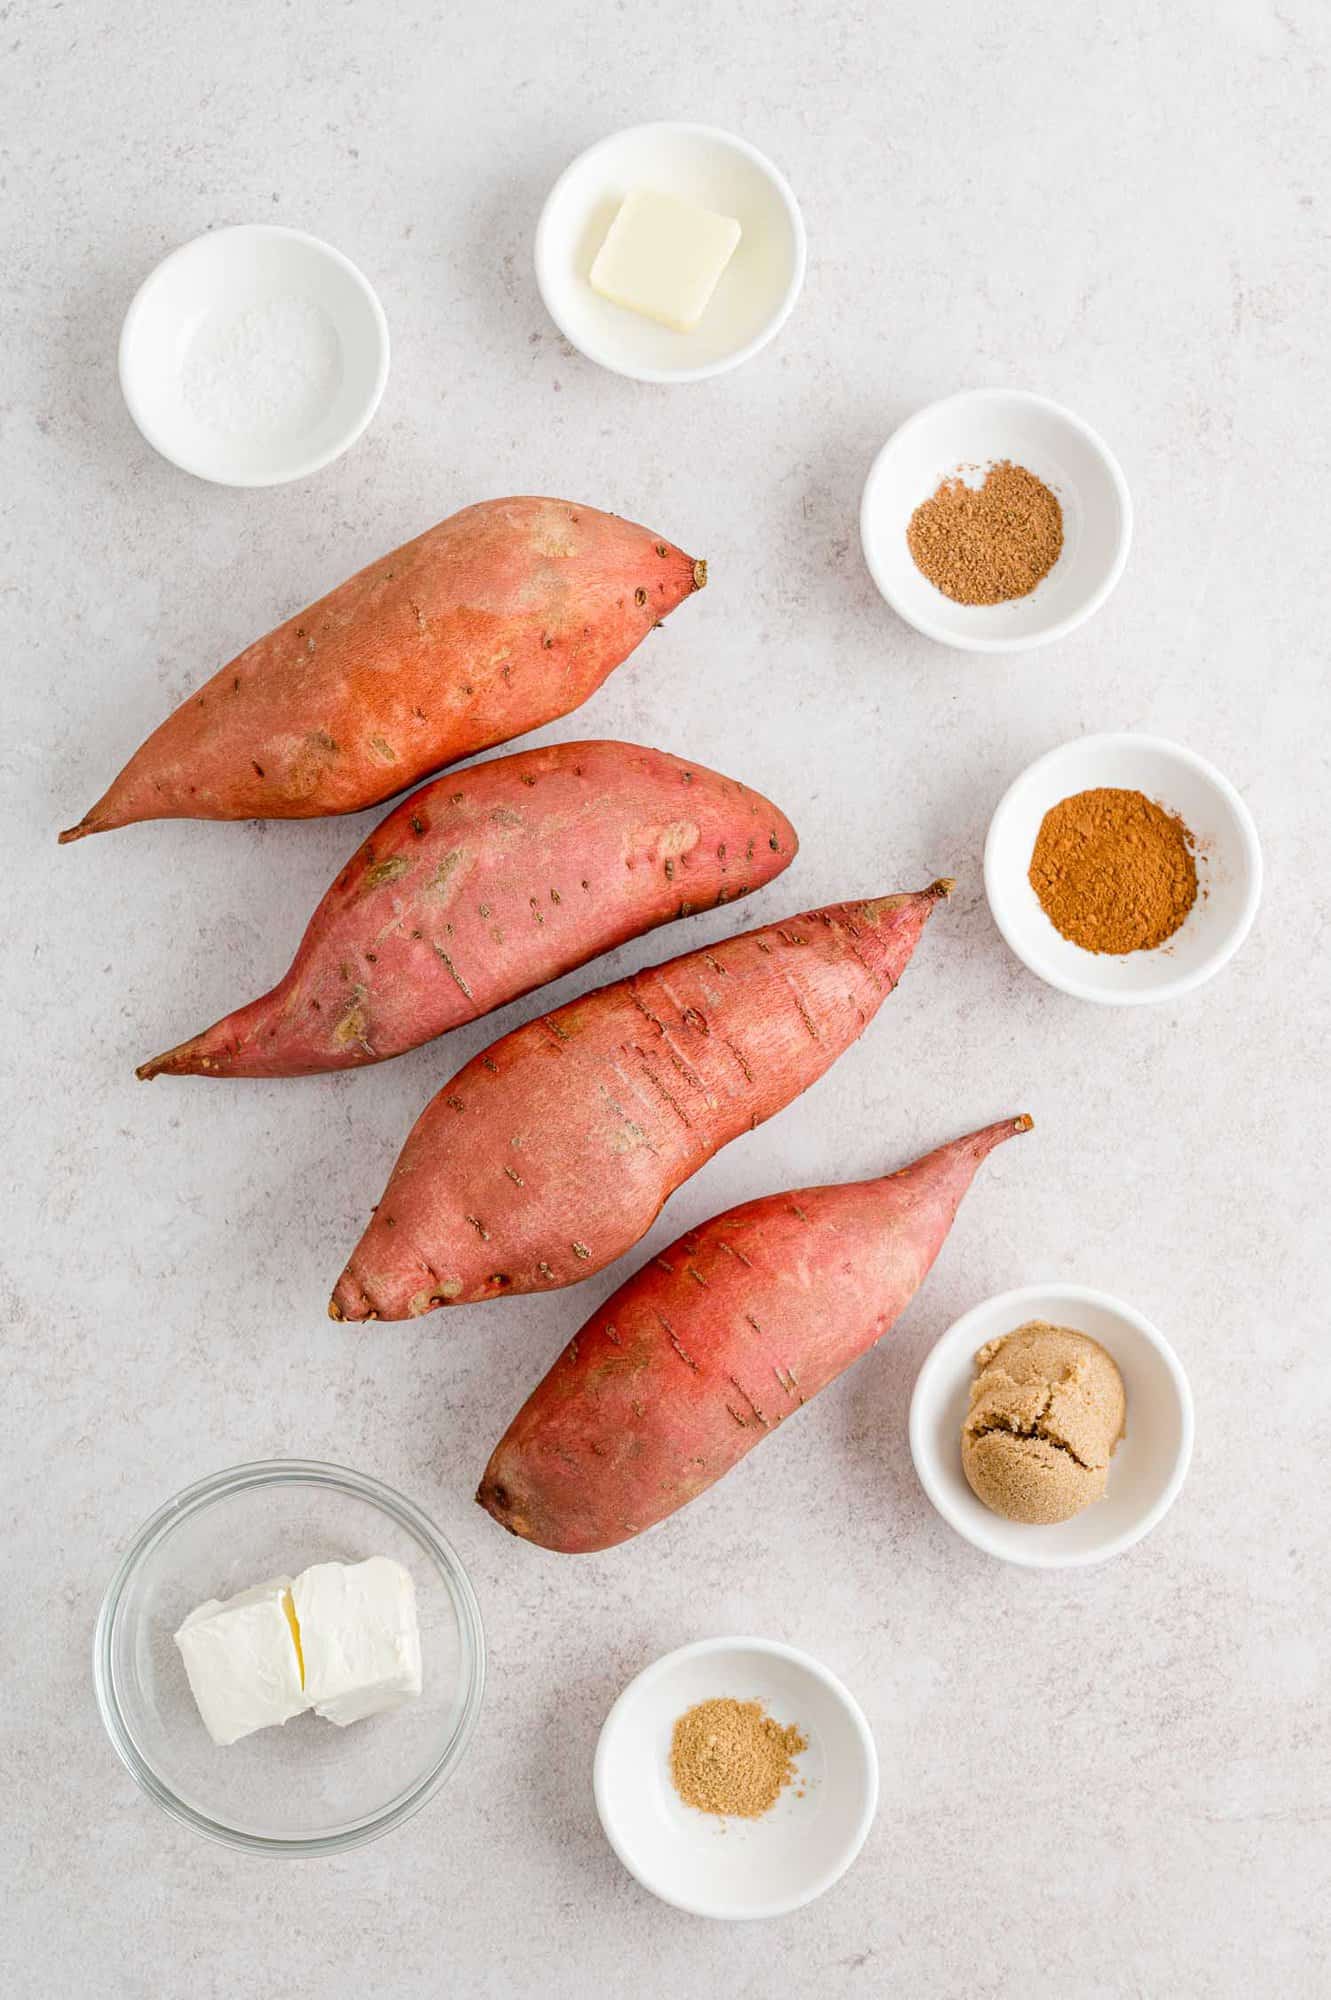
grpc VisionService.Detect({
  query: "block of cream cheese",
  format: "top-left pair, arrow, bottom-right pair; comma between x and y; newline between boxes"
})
590,188 -> 742,333
173,1576 -> 308,1747
291,1557 -> 422,1726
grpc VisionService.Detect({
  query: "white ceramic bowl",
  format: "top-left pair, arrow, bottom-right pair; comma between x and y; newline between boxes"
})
985,731 -> 1262,1004
93,1460 -> 484,1854
594,1637 -> 877,1919
119,224 -> 390,486
860,389 -> 1131,650
535,123 -> 806,384
910,1284 -> 1194,1570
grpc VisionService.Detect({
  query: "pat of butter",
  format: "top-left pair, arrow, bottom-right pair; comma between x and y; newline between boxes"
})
174,1576 -> 308,1747
291,1557 -> 422,1727
590,188 -> 741,334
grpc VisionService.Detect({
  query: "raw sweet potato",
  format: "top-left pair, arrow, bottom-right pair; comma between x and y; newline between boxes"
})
136,741 -> 797,1079
59,498 -> 704,841
330,880 -> 953,1322
478,1116 -> 1032,1552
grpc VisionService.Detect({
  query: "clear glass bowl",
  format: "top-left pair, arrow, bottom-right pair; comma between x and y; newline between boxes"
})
93,1460 -> 485,1855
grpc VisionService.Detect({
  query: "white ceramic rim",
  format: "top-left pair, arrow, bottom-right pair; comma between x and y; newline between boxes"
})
92,1458 -> 486,1856
593,1635 -> 879,1919
534,121 -> 808,384
858,388 -> 1133,652
983,730 -> 1264,1005
909,1283 -> 1195,1570
117,224 -> 391,487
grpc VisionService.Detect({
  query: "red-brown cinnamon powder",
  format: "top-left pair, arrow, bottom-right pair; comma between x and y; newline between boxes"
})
1029,787 -> 1199,953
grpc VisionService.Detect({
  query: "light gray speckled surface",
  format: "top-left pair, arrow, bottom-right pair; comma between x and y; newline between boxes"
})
4,2 -> 1330,1994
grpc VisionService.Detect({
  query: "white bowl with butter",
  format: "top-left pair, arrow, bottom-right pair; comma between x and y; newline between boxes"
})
535,123 -> 806,383
94,1460 -> 484,1855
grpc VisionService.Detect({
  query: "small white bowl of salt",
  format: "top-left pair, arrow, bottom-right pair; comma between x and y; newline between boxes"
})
119,224 -> 389,487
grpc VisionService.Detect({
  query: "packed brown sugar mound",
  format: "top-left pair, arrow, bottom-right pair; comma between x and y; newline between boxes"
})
907,460 -> 1063,604
961,1322 -> 1126,1525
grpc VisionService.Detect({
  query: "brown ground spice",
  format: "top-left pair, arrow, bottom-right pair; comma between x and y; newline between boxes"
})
1030,787 -> 1199,953
669,1697 -> 807,1819
907,461 -> 1064,604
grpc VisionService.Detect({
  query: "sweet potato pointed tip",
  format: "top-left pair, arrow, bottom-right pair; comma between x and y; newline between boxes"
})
943,1114 -> 1035,1177
929,876 -> 956,900
135,1038 -> 205,1080
57,818 -> 94,844
971,1111 -> 1034,1155
692,557 -> 707,590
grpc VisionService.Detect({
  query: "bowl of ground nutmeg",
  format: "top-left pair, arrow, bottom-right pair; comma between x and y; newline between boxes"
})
985,731 -> 1262,1003
593,1636 -> 878,1919
859,389 -> 1131,650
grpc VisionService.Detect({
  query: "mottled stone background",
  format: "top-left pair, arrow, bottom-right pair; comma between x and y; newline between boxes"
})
3,1 -> 1328,1993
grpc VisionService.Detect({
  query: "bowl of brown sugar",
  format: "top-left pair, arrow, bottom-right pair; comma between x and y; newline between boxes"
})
859,389 -> 1131,651
984,732 -> 1262,1004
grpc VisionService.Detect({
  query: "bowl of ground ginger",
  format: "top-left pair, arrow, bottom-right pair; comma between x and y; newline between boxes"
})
985,731 -> 1262,1004
859,388 -> 1131,651
593,1636 -> 878,1919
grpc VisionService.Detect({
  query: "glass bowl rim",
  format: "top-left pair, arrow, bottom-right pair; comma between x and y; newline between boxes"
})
92,1456 -> 486,1857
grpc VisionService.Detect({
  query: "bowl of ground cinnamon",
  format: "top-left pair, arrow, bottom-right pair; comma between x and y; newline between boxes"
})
593,1636 -> 878,1919
860,389 -> 1131,651
985,732 -> 1262,1003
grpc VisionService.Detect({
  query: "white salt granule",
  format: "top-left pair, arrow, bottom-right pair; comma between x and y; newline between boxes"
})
182,296 -> 342,438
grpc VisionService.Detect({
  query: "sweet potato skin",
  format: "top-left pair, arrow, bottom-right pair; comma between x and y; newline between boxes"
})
478,1116 -> 1031,1552
59,498 -> 704,841
136,741 -> 797,1079
329,881 -> 953,1322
